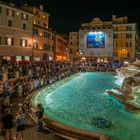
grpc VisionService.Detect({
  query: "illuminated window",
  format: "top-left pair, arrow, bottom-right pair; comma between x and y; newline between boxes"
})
16,12 -> 20,16
20,39 -> 28,47
5,37 -> 14,45
33,42 -> 38,49
50,35 -> 53,40
3,56 -> 11,60
7,9 -> 14,16
22,13 -> 28,20
42,15 -> 46,19
35,10 -> 40,17
8,19 -> 12,27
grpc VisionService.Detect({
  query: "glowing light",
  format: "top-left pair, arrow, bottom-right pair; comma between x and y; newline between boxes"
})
39,33 -> 42,36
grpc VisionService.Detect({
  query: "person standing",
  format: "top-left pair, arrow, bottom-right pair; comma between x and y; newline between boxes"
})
14,109 -> 26,140
0,108 -> 14,140
36,104 -> 44,132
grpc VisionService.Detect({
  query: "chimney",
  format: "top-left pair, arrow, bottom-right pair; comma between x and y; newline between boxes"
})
9,2 -> 15,7
39,5 -> 43,11
24,3 -> 28,7
112,15 -> 116,21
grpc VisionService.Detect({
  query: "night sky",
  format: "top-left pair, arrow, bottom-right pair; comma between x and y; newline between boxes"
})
2,0 -> 140,35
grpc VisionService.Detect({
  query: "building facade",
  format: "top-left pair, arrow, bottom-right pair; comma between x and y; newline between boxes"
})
0,2 -> 33,62
69,32 -> 79,62
69,15 -> 139,63
0,2 -> 68,62
22,5 -> 55,62
55,34 -> 68,61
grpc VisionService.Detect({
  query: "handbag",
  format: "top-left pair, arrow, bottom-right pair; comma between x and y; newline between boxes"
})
0,129 -> 6,136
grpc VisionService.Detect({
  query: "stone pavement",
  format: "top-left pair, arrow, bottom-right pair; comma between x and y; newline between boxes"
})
0,97 -> 68,140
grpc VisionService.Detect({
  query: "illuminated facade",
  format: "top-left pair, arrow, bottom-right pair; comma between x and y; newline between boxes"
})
69,15 -> 139,63
112,15 -> 139,62
69,32 -> 79,62
55,34 -> 68,61
0,2 -> 33,62
23,5 -> 54,61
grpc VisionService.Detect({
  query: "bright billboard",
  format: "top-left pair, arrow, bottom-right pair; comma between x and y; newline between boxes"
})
87,32 -> 105,48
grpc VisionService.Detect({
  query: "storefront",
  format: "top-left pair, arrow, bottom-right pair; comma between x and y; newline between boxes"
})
34,57 -> 41,62
3,56 -> 11,61
24,56 -> 30,61
16,56 -> 22,62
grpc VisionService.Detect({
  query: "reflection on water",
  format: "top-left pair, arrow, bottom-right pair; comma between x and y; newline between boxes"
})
32,72 -> 140,140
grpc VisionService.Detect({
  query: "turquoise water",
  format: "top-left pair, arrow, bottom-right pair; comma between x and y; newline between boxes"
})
32,72 -> 140,140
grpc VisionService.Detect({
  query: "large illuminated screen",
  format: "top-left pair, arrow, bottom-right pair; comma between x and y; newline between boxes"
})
87,32 -> 105,48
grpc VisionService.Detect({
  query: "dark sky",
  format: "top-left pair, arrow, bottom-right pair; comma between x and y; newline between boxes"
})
3,0 -> 140,35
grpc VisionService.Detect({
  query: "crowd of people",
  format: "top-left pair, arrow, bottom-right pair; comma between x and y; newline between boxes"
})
0,59 -> 115,140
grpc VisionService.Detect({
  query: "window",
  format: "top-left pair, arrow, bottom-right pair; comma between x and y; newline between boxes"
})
50,35 -> 53,40
22,13 -> 28,20
8,19 -> 12,27
114,34 -> 118,39
35,10 -> 40,17
33,42 -> 38,49
114,26 -> 118,31
33,28 -> 38,35
116,52 -> 118,57
77,42 -> 79,45
44,44 -> 47,50
43,23 -> 48,28
114,42 -> 118,48
47,33 -> 51,39
20,39 -> 28,47
44,32 -> 47,37
126,26 -> 132,31
127,52 -> 130,57
23,23 -> 26,30
7,9 -> 14,16
42,15 -> 46,19
126,34 -> 132,38
5,37 -> 14,45
114,52 -> 118,57
44,44 -> 51,51
126,42 -> 128,47
129,42 -> 132,47
0,6 -> 2,13
0,36 -> 1,44
70,49 -> 72,54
